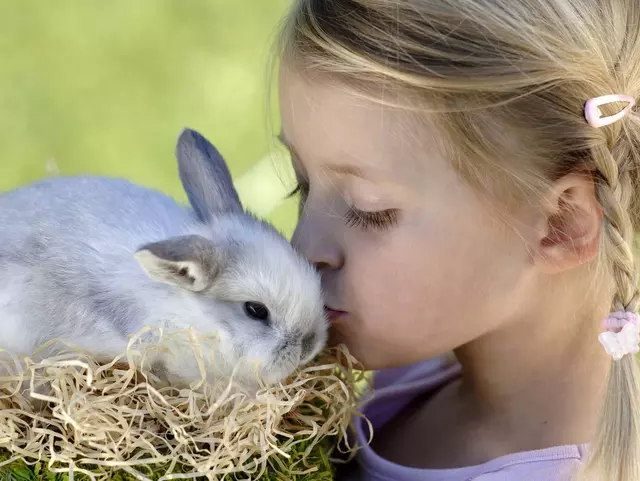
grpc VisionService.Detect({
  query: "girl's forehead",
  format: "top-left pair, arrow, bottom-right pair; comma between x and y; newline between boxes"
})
279,69 -> 441,183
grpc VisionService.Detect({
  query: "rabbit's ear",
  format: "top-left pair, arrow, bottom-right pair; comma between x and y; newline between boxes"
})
175,128 -> 243,222
134,235 -> 222,292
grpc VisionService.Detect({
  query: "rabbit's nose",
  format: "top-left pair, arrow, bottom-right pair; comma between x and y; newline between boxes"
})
276,336 -> 294,355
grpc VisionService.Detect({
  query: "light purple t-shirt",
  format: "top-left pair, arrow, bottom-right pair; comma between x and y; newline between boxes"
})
341,357 -> 588,481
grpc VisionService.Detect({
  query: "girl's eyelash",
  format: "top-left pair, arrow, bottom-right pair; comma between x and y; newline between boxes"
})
344,207 -> 398,231
287,182 -> 308,199
287,182 -> 398,231
287,185 -> 299,198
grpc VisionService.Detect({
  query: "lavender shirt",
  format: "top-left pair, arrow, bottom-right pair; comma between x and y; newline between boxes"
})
339,357 -> 588,481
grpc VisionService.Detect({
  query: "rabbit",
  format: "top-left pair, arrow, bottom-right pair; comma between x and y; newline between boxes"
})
0,128 -> 328,391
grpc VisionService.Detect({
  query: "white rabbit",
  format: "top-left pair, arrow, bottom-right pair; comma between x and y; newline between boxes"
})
0,128 -> 328,390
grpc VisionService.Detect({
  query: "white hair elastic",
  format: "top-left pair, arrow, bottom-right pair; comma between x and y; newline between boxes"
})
598,311 -> 640,361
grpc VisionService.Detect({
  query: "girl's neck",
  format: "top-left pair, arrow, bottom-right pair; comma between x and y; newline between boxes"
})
452,297 -> 611,452
369,289 -> 613,469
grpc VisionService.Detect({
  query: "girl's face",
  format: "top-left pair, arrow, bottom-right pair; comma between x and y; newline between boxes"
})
278,69 -> 537,370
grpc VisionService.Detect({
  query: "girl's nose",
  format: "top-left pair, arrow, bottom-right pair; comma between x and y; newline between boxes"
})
291,205 -> 343,272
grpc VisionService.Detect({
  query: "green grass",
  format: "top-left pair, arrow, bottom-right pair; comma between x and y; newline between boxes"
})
0,438 -> 337,481
0,0 -> 299,237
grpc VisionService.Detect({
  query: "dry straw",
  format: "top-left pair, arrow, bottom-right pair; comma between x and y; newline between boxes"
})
0,327 -> 369,481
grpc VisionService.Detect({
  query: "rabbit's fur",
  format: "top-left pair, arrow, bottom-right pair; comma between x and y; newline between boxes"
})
0,128 -> 328,389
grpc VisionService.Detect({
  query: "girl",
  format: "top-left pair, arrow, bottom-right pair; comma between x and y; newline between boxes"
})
273,0 -> 640,480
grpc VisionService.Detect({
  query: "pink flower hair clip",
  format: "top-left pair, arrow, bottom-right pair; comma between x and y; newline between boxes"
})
598,311 -> 640,361
584,94 -> 636,128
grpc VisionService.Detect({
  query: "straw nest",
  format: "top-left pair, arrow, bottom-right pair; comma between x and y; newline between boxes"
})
0,327 -> 368,481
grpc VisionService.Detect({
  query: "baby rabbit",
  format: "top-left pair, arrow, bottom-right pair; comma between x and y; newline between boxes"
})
0,128 -> 328,390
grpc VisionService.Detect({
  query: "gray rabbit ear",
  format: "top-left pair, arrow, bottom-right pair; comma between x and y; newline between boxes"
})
134,235 -> 222,292
175,128 -> 243,222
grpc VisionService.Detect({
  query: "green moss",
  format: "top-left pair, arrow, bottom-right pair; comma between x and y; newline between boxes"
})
0,436 -> 337,481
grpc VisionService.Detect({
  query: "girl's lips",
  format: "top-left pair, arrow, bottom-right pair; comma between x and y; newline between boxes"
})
325,307 -> 347,324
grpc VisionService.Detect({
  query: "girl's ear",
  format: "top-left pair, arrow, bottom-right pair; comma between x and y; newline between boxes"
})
533,172 -> 603,274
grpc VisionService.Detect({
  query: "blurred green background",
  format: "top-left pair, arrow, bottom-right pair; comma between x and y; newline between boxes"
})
0,0 -> 299,237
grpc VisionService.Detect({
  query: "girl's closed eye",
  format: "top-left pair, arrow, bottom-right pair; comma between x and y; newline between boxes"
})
288,180 -> 398,231
344,206 -> 398,231
343,184 -> 400,232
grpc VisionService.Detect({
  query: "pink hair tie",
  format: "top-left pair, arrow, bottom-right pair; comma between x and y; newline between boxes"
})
584,94 -> 636,128
598,311 -> 640,360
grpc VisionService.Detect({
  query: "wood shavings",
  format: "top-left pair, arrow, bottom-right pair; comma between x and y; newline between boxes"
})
0,327 -> 368,480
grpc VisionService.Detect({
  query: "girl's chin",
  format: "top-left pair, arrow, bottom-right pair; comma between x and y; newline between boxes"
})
326,327 -> 363,368
324,314 -> 388,371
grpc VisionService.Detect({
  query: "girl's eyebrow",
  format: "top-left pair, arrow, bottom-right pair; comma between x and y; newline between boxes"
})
324,163 -> 366,179
277,131 -> 367,180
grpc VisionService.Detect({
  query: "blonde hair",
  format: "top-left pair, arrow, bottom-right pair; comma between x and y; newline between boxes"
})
274,0 -> 640,479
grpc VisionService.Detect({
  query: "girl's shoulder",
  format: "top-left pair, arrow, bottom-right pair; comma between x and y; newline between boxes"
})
339,356 -> 587,481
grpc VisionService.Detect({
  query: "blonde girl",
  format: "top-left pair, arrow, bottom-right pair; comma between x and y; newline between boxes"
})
273,0 -> 640,480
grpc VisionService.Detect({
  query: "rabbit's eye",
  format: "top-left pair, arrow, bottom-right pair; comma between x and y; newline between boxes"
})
243,301 -> 270,323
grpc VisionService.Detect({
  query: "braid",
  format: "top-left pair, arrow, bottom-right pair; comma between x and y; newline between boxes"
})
593,145 -> 639,311
577,142 -> 640,481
